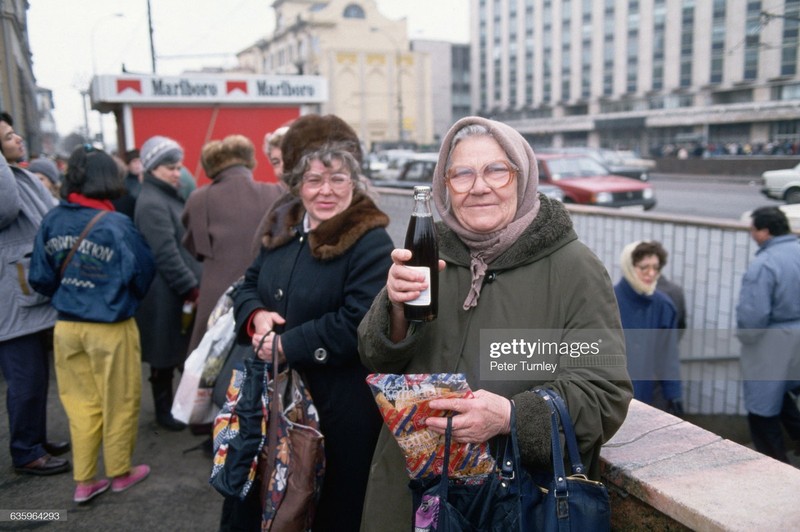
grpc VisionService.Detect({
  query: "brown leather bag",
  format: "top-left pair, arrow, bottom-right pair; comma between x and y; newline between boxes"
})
258,343 -> 325,531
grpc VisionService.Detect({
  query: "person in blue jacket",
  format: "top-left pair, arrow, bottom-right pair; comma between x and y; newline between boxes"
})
29,146 -> 156,504
737,206 -> 800,463
614,240 -> 683,414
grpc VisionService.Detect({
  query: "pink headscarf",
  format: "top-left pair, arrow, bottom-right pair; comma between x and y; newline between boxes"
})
432,117 -> 541,309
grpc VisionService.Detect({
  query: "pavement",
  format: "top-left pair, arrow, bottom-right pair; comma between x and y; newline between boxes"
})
0,363 -> 223,531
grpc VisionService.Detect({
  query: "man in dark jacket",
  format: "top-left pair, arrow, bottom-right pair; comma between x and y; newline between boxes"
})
0,111 -> 70,475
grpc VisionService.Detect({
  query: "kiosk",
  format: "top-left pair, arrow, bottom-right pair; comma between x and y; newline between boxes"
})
90,73 -> 327,183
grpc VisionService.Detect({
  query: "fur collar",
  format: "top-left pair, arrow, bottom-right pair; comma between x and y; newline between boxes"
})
261,192 -> 389,260
438,194 -> 575,269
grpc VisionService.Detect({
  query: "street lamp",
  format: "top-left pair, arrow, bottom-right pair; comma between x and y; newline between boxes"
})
370,27 -> 406,144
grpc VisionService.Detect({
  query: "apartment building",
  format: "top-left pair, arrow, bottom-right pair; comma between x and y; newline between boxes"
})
237,0 -> 435,149
473,0 -> 800,155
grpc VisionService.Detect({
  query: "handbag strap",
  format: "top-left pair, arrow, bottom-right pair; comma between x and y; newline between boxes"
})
266,340 -> 281,473
59,210 -> 109,278
436,416 -> 455,500
535,388 -> 586,476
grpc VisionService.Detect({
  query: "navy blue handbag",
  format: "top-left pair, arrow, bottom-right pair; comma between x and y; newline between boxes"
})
410,388 -> 610,532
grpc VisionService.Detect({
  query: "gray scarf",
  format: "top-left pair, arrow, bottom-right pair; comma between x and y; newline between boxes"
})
433,117 -> 541,309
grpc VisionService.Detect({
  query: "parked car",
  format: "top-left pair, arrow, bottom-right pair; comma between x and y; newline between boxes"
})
536,153 -> 656,209
543,147 -> 652,181
760,162 -> 800,203
374,153 -> 439,188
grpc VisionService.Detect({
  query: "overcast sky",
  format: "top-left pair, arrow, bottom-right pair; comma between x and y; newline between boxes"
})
26,0 -> 470,141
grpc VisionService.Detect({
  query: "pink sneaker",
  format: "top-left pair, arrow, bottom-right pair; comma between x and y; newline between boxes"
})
111,464 -> 150,493
74,479 -> 110,503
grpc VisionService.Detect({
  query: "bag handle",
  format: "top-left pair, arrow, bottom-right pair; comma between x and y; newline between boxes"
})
60,210 -> 109,278
535,388 -> 586,476
436,416 -> 455,500
266,340 -> 281,474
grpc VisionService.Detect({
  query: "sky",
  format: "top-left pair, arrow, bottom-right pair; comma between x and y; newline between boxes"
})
26,0 -> 470,144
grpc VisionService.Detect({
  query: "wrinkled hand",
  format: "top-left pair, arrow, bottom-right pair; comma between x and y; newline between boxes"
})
386,248 -> 446,308
251,310 -> 286,363
425,390 -> 512,444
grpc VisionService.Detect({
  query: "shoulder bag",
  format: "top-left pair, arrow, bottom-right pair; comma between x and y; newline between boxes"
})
410,387 -> 610,532
259,341 -> 325,531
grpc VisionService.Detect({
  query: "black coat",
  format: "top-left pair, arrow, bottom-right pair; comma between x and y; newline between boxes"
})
233,192 -> 393,530
135,174 -> 201,368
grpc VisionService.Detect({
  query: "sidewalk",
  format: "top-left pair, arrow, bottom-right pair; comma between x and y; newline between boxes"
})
0,363 -> 223,531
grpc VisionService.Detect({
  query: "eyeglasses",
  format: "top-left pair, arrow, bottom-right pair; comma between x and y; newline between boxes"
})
301,172 -> 352,192
635,264 -> 661,273
445,160 -> 517,193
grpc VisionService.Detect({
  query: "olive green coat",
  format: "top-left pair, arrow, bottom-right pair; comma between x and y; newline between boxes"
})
357,196 -> 632,531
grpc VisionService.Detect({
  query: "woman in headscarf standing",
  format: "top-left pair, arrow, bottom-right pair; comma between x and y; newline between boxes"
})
358,116 -> 632,531
135,136 -> 201,431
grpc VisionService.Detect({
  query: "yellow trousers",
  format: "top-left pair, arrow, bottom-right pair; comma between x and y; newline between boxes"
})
53,319 -> 142,481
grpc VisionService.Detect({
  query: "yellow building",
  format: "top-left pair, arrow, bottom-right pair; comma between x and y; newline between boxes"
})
237,0 -> 433,149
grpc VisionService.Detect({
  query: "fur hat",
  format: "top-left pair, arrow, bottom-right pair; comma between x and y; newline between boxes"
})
140,135 -> 184,172
280,114 -> 362,175
28,158 -> 61,185
201,135 -> 257,178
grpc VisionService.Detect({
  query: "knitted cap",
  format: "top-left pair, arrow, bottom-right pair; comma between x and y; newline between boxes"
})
27,158 -> 61,184
280,114 -> 362,175
201,135 -> 256,179
140,135 -> 184,171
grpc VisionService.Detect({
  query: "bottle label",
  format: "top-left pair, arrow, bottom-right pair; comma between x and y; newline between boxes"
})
406,266 -> 431,306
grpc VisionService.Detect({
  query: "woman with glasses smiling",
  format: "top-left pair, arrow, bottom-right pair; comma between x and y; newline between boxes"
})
614,240 -> 683,414
227,114 -> 394,531
358,116 -> 632,530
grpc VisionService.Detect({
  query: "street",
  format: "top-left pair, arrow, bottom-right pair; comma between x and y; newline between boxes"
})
648,174 -> 783,221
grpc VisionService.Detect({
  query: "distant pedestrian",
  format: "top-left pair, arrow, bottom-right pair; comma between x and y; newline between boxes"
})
29,146 -> 156,503
111,149 -> 143,217
135,135 -> 201,432
0,111 -> 68,477
615,240 -> 684,415
27,157 -> 61,199
737,206 -> 800,463
263,125 -> 289,182
182,134 -> 283,356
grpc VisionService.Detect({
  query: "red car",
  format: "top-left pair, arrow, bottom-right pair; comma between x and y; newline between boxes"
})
536,153 -> 656,209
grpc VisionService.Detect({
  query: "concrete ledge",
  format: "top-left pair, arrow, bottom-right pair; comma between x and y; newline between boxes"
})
600,400 -> 800,531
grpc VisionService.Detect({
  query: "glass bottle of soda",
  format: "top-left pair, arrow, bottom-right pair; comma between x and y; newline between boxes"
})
403,185 -> 438,322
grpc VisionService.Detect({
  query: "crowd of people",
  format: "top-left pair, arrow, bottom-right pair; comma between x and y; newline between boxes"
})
2,106 -> 799,530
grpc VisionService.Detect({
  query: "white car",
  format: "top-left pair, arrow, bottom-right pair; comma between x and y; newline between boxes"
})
760,163 -> 800,203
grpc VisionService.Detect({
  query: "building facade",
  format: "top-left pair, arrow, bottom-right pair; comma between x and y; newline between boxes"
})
237,0 -> 434,150
473,0 -> 800,155
411,40 -> 472,144
1,0 -> 46,155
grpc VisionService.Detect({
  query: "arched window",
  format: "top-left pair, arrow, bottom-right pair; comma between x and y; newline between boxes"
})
343,3 -> 365,19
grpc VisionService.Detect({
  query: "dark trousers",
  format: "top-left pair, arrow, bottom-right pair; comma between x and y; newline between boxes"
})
748,392 -> 800,463
0,331 -> 50,466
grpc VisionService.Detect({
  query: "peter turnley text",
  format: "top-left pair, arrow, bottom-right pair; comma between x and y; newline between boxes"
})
489,360 -> 558,373
489,338 -> 601,359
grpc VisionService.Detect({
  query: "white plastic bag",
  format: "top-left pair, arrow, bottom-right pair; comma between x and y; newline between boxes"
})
172,309 -> 236,424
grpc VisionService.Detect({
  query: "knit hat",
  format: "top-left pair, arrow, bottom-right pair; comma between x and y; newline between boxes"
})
280,114 -> 362,175
201,135 -> 256,179
27,158 -> 61,185
140,135 -> 184,171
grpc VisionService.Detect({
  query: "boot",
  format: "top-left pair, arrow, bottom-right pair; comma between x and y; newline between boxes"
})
150,368 -> 186,432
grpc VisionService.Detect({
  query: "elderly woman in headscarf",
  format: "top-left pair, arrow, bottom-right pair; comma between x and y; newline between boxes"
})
614,240 -> 683,414
357,116 -> 633,531
224,114 -> 394,531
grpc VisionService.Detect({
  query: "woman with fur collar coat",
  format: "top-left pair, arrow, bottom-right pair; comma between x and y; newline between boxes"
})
225,115 -> 394,531
181,135 -> 283,355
